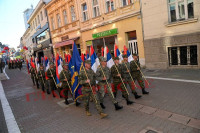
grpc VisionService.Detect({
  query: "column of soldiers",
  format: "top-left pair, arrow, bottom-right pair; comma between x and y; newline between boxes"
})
8,60 -> 22,70
29,54 -> 149,119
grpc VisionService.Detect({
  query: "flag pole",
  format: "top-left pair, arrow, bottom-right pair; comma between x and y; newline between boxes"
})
133,60 -> 149,86
113,64 -> 129,95
82,66 -> 98,104
61,71 -> 73,95
99,65 -> 115,98
49,69 -> 58,89
39,70 -> 45,87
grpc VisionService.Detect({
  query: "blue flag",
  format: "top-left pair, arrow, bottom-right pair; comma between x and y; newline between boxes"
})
69,42 -> 83,101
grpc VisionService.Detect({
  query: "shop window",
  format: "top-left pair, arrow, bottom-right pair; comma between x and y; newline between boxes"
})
69,44 -> 81,55
168,45 -> 197,66
93,0 -> 100,17
168,0 -> 194,22
105,0 -> 114,13
127,31 -> 137,40
82,3 -> 88,21
36,29 -> 50,44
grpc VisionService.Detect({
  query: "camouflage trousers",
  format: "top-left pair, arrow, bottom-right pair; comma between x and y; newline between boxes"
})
132,72 -> 145,89
112,80 -> 129,100
124,80 -> 137,93
98,84 -> 117,104
58,84 -> 72,99
31,75 -> 39,88
39,78 -> 45,92
82,86 -> 102,114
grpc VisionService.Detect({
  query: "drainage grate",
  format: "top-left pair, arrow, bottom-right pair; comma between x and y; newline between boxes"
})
146,130 -> 158,133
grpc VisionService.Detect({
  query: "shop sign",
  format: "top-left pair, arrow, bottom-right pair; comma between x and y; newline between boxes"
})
92,28 -> 118,39
86,41 -> 92,46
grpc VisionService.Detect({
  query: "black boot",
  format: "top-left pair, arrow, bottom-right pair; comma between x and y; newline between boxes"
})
126,99 -> 134,105
142,88 -> 149,94
122,95 -> 126,99
114,103 -> 123,110
65,99 -> 69,105
133,92 -> 142,99
47,89 -> 50,94
113,93 -> 117,98
100,103 -> 106,109
76,101 -> 81,106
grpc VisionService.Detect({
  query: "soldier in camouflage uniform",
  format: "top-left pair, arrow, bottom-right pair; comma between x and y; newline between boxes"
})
121,55 -> 142,99
37,64 -> 46,92
47,62 -> 57,97
78,60 -> 108,118
59,63 -> 71,105
111,57 -> 134,105
30,66 -> 39,89
130,54 -> 149,94
96,56 -> 123,110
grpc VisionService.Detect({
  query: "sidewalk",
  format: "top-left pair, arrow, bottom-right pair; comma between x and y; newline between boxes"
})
1,67 -> 200,133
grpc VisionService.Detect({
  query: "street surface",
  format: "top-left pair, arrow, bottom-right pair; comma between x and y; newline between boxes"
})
0,66 -> 200,133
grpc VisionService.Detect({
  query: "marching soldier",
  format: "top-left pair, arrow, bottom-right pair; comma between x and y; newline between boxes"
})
8,60 -> 11,69
11,60 -> 14,69
47,62 -> 57,97
78,60 -> 108,118
18,60 -> 22,70
37,64 -> 46,92
130,54 -> 149,94
59,63 -> 71,105
96,57 -> 123,110
121,55 -> 142,99
111,57 -> 134,105
30,66 -> 39,89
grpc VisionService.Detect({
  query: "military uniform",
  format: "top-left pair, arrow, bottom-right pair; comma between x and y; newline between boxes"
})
37,66 -> 46,92
96,57 -> 123,110
111,57 -> 133,105
47,64 -> 57,97
18,61 -> 22,70
121,55 -> 141,99
59,64 -> 71,104
30,67 -> 39,88
130,54 -> 149,94
78,60 -> 107,118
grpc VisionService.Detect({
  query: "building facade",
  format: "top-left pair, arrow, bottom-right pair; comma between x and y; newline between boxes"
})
46,0 -> 145,65
142,0 -> 200,69
28,0 -> 52,62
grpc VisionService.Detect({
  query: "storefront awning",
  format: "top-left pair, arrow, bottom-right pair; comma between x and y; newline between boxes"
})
54,37 -> 79,48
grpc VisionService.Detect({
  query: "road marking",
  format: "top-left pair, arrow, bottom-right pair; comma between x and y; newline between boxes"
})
3,66 -> 10,80
146,76 -> 200,84
0,81 -> 21,133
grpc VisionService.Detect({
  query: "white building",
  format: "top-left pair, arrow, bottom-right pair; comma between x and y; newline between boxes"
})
23,5 -> 34,30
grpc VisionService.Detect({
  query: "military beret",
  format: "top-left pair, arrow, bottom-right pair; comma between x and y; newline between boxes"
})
50,62 -> 54,65
122,54 -> 128,58
132,53 -> 138,56
63,63 -> 68,66
113,56 -> 119,60
85,60 -> 91,64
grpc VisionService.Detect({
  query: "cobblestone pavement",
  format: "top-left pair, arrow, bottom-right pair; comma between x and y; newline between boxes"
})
1,67 -> 200,133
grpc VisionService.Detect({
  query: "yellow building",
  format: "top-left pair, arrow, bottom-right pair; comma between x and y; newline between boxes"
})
46,0 -> 145,65
45,0 -> 82,59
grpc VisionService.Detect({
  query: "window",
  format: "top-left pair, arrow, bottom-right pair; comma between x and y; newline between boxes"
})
82,3 -> 88,21
40,11 -> 43,21
121,0 -> 133,7
168,0 -> 194,22
105,0 -> 114,13
35,18 -> 37,27
36,29 -> 50,44
70,6 -> 76,22
63,10 -> 68,25
168,45 -> 197,66
51,17 -> 55,30
37,15 -> 40,24
93,0 -> 100,17
57,14 -> 61,28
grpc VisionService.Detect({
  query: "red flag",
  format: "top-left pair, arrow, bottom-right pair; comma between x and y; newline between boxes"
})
67,54 -> 71,63
31,59 -> 36,69
124,45 -> 128,55
101,47 -> 104,56
26,59 -> 30,74
81,53 -> 85,62
114,44 -> 118,57
65,53 -> 68,63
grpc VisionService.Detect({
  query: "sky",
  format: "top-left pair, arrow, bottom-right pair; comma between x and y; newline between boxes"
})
0,0 -> 40,50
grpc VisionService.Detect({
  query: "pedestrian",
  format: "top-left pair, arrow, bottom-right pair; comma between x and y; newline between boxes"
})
96,56 -> 123,110
37,64 -> 46,92
121,54 -> 142,99
130,54 -> 149,94
111,57 -> 134,105
78,60 -> 108,118
47,62 -> 57,97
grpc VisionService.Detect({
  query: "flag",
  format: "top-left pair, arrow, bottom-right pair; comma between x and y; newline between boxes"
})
114,44 -> 123,63
31,58 -> 36,69
35,57 -> 40,72
69,42 -> 83,101
106,47 -> 115,68
90,46 -> 100,73
101,47 -> 104,56
65,53 -> 71,63
81,53 -> 85,62
56,53 -> 63,84
124,45 -> 134,62
85,50 -> 90,60
26,59 -> 30,74
45,56 -> 49,80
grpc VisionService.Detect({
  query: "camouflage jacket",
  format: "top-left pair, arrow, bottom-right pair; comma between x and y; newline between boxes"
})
37,69 -> 46,81
78,68 -> 96,87
47,68 -> 56,80
121,62 -> 131,81
111,64 -> 122,82
130,60 -> 141,73
59,69 -> 71,87
96,65 -> 111,84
